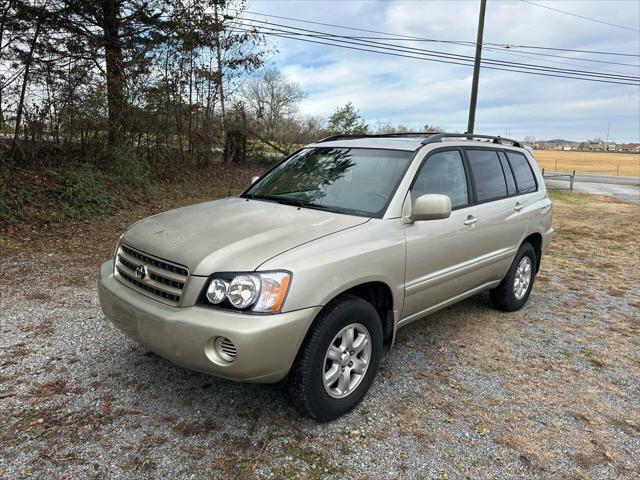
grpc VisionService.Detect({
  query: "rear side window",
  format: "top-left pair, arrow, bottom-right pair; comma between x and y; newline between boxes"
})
506,152 -> 537,193
411,150 -> 469,208
498,152 -> 517,195
466,149 -> 507,202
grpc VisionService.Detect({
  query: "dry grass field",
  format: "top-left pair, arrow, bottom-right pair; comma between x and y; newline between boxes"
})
533,150 -> 640,176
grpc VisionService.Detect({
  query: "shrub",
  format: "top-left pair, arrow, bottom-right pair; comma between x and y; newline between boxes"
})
57,163 -> 111,219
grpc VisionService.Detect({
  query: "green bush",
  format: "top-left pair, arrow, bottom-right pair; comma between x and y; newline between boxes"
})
0,179 -> 32,224
101,145 -> 151,192
57,163 -> 111,219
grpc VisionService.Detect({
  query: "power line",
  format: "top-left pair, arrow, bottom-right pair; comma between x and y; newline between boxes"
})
282,35 -> 639,68
477,45 -> 633,75
485,42 -> 640,58
520,0 -> 640,32
237,14 -> 638,70
478,45 -> 638,69
240,19 -> 639,80
241,9 -> 640,57
229,26 -> 639,86
232,18 -> 640,82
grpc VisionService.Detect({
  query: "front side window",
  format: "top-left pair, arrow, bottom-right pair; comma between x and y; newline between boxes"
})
506,152 -> 537,193
243,147 -> 413,217
466,149 -> 508,202
411,150 -> 469,208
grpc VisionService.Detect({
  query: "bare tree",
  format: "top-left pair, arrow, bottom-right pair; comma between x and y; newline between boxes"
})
0,0 -> 280,170
242,68 -> 305,139
11,1 -> 48,163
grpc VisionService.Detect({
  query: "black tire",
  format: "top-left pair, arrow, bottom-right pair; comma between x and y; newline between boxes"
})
287,294 -> 383,421
490,242 -> 537,312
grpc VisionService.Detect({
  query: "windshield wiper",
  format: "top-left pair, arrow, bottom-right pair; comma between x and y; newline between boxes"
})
247,194 -> 303,207
247,194 -> 332,211
300,201 -> 331,210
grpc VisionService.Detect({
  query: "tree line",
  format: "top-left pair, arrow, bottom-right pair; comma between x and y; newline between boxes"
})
0,0 -> 442,173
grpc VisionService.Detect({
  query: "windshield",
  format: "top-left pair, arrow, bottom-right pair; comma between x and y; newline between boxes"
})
243,147 -> 413,217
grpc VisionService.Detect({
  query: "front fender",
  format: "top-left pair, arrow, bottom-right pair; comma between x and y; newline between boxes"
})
257,219 -> 406,321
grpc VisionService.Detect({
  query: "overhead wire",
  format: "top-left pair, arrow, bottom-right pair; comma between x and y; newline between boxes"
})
229,26 -> 639,86
234,17 -> 639,81
239,10 -> 640,58
520,0 -> 640,32
228,18 -> 639,85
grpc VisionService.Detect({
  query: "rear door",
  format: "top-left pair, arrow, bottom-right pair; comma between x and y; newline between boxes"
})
464,148 -> 530,282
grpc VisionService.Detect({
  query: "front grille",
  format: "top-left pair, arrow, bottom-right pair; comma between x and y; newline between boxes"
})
114,244 -> 189,306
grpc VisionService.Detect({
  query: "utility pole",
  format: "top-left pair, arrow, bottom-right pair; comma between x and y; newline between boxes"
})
467,0 -> 487,135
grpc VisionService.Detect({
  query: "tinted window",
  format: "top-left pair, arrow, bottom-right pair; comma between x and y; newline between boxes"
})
506,152 -> 537,193
498,152 -> 517,195
245,147 -> 413,216
466,150 -> 508,202
411,150 -> 468,208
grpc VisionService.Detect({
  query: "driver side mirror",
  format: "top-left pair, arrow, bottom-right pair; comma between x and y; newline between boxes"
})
411,194 -> 452,221
250,176 -> 260,186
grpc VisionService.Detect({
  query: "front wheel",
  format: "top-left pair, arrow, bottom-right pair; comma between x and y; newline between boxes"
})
287,294 -> 383,421
490,242 -> 537,311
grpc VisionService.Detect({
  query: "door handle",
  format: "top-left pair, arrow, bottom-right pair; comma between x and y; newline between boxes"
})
464,215 -> 478,226
513,202 -> 524,212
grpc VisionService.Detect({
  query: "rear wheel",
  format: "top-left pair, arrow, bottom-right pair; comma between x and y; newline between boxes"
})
490,242 -> 537,311
287,294 -> 383,421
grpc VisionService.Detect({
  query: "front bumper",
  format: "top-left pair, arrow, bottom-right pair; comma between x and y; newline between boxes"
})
98,260 -> 319,383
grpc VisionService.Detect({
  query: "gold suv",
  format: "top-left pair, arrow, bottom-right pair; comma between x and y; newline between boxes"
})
99,133 -> 554,420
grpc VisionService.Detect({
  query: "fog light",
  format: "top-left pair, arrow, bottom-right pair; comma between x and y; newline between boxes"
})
214,337 -> 237,362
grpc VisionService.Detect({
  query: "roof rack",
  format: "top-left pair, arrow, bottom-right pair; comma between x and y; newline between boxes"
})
421,133 -> 523,148
316,132 -> 443,143
315,132 -> 524,149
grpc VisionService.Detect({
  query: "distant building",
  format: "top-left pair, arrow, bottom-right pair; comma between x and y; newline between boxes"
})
531,139 -> 637,152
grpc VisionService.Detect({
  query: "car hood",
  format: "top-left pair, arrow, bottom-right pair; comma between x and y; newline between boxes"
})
122,197 -> 369,275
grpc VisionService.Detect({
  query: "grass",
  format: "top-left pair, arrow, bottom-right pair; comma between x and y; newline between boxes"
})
533,150 -> 640,176
0,163 -> 266,269
0,161 -> 266,231
546,189 -> 595,204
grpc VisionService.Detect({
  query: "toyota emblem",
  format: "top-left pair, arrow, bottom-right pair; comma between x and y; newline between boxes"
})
134,264 -> 148,280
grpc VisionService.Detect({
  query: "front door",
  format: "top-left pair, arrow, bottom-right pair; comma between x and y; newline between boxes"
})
403,148 -> 485,320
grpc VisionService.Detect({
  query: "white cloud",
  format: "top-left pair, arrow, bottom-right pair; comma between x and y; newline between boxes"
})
245,0 -> 640,141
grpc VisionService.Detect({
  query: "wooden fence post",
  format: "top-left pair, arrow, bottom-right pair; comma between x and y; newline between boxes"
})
570,170 -> 575,191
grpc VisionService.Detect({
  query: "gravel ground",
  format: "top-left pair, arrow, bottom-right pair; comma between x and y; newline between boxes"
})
1,194 -> 639,479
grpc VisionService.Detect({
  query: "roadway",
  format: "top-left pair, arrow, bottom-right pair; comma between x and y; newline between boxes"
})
544,173 -> 640,204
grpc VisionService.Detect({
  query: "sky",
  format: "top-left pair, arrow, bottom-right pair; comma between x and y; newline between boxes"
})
237,0 -> 640,142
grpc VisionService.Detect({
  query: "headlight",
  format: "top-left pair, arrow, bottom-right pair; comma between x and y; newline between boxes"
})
227,275 -> 260,308
206,278 -> 229,304
200,271 -> 291,313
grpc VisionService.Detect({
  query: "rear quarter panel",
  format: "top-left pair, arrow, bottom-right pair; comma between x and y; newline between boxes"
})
524,151 -> 554,246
